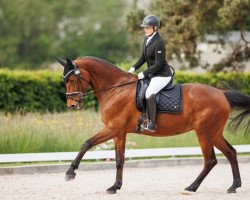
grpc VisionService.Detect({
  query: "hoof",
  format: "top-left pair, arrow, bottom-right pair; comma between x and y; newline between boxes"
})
227,184 -> 241,193
65,173 -> 76,181
184,186 -> 197,193
106,185 -> 120,194
106,189 -> 117,194
227,190 -> 236,194
227,187 -> 237,194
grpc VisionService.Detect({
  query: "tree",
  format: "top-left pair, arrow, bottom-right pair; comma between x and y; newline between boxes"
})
0,0 -> 86,68
126,0 -> 250,72
61,0 -> 129,64
126,9 -> 147,59
214,0 -> 250,71
0,0 -> 129,69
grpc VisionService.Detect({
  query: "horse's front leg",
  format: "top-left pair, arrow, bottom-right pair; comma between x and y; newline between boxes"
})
106,135 -> 126,194
65,127 -> 116,180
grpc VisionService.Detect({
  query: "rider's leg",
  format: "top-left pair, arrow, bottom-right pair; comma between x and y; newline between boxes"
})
143,76 -> 172,132
146,94 -> 157,131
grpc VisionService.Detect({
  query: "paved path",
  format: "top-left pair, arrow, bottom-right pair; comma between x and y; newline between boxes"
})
0,162 -> 250,200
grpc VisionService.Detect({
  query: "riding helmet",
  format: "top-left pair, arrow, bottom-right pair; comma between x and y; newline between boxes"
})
140,15 -> 160,28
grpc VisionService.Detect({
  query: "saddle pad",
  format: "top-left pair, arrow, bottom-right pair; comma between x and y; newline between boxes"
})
156,84 -> 182,113
136,80 -> 183,114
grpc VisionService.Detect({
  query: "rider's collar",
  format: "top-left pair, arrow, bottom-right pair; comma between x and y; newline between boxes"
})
146,32 -> 157,45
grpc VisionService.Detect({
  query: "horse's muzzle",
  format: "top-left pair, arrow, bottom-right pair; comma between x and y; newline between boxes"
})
66,91 -> 84,110
67,101 -> 82,110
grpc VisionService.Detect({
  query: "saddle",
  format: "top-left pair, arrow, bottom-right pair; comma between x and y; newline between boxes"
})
136,78 -> 183,114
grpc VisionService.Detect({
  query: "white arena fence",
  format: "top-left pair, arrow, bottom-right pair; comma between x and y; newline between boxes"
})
0,145 -> 250,163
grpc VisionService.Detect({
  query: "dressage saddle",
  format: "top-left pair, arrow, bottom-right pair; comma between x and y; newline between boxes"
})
136,78 -> 183,114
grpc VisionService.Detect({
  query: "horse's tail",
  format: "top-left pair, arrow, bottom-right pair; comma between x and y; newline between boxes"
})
224,90 -> 250,136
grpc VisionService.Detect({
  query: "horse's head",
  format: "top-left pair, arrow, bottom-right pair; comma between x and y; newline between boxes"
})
56,57 -> 90,110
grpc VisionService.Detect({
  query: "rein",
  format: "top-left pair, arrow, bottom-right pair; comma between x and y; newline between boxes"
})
82,79 -> 137,99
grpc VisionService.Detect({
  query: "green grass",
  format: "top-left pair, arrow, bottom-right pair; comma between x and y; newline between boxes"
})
0,110 -> 249,154
0,110 -> 103,153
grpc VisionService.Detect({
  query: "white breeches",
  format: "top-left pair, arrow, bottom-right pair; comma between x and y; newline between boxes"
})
145,76 -> 172,99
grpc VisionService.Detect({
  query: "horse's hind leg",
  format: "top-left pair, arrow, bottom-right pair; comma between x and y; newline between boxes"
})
214,136 -> 241,193
185,134 -> 217,192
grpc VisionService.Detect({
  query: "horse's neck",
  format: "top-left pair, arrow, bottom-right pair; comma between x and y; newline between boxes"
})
80,58 -> 134,93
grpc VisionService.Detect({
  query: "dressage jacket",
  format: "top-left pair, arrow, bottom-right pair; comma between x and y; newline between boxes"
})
133,32 -> 172,78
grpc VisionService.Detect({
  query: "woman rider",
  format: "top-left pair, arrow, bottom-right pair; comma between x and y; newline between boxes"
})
128,15 -> 173,132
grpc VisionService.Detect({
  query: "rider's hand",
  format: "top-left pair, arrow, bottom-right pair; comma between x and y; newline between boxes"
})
138,72 -> 145,79
128,67 -> 135,74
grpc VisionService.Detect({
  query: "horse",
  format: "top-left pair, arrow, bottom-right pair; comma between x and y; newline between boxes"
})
56,56 -> 250,194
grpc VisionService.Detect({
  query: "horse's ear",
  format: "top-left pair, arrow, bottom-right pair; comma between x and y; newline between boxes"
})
66,58 -> 81,76
55,57 -> 67,67
66,58 -> 74,69
66,58 -> 77,70
66,58 -> 72,65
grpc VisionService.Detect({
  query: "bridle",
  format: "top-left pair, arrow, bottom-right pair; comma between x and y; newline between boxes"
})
63,61 -> 90,109
63,60 -> 137,109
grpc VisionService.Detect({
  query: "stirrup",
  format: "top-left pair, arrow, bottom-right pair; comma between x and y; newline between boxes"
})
145,120 -> 157,132
140,119 -> 148,131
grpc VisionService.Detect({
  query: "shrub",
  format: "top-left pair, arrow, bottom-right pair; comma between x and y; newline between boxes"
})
175,71 -> 250,94
0,68 -> 249,112
0,69 -> 66,112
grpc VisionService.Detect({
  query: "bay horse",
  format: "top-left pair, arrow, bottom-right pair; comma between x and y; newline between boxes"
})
56,56 -> 250,194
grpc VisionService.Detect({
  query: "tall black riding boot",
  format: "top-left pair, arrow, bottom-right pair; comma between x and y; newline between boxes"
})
146,94 -> 157,132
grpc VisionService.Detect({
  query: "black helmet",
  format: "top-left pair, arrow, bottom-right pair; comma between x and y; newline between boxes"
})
140,15 -> 160,28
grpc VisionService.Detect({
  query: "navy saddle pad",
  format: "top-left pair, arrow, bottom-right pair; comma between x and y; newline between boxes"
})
136,79 -> 183,114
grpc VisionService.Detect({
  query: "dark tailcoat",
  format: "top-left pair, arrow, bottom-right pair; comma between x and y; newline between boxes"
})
133,32 -> 172,78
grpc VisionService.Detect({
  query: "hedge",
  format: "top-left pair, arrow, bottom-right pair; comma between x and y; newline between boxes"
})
0,69 -> 249,112
175,71 -> 250,94
0,69 -> 65,112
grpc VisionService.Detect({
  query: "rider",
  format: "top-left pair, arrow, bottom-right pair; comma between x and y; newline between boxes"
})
128,15 -> 173,132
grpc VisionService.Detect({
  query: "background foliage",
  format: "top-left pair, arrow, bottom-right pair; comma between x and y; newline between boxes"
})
1,0 -> 249,71
0,69 -> 66,112
0,68 -> 249,112
0,0 -> 129,69
126,0 -> 250,72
